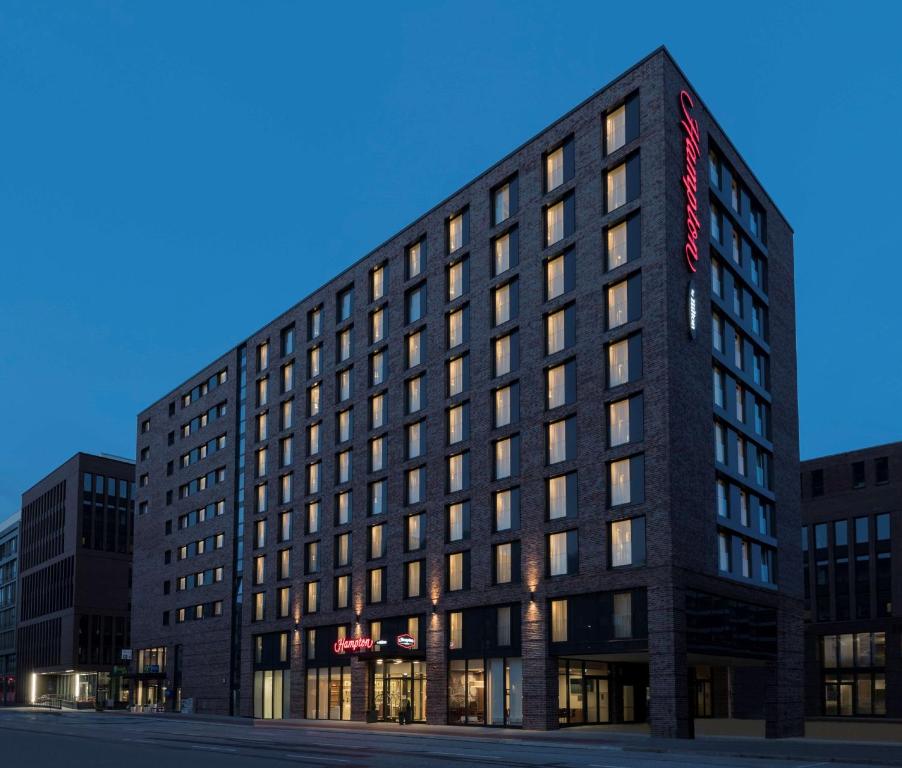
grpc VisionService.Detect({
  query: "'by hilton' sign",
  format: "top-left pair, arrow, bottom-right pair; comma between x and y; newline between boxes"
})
679,89 -> 701,339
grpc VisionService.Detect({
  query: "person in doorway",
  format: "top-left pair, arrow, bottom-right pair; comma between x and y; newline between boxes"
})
403,697 -> 412,725
397,698 -> 406,725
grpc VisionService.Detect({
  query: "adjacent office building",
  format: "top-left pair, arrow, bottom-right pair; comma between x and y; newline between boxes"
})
17,453 -> 134,707
0,514 -> 19,705
132,47 -> 802,737
801,442 -> 900,718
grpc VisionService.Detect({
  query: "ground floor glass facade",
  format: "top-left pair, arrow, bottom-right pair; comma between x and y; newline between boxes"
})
448,657 -> 522,726
306,665 -> 350,720
371,659 -> 426,722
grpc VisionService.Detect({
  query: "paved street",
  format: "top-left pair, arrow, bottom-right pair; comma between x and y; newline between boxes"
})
1,709 -> 901,768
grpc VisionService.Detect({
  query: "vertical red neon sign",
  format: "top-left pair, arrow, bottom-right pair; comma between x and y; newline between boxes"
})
679,89 -> 701,273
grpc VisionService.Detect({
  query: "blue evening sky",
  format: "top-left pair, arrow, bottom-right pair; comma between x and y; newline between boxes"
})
1,1 -> 899,516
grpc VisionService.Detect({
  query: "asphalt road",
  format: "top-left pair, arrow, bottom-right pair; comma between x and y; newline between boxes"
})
0,709 -> 892,768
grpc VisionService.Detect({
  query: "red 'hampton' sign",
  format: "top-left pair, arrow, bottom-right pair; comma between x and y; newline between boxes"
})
679,89 -> 701,274
333,636 -> 374,654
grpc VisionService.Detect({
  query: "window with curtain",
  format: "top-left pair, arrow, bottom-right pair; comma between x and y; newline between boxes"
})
551,599 -> 567,642
494,232 -> 511,275
448,503 -> 466,541
608,281 -> 629,328
495,437 -> 513,479
608,339 -> 629,386
607,221 -> 628,270
546,254 -> 565,299
406,560 -> 421,598
606,105 -> 626,153
494,282 -> 512,325
494,334 -> 512,376
548,531 -> 569,576
448,260 -> 465,301
613,592 -> 632,638
449,611 -> 463,649
609,399 -> 630,446
547,419 -> 569,464
546,201 -> 564,246
495,489 -> 513,531
611,519 -> 633,567
495,543 -> 512,584
546,310 -> 566,354
607,164 -> 626,211
448,309 -> 465,348
610,458 -> 631,505
448,552 -> 464,591
546,146 -> 564,191
407,330 -> 422,368
495,386 -> 512,427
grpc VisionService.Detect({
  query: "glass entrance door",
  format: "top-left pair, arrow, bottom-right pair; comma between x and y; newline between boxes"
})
371,661 -> 426,722
585,677 -> 610,723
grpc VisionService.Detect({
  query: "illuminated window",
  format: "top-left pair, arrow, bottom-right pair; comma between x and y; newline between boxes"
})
606,104 -> 626,153
448,212 -> 465,253
493,182 -> 511,225
449,611 -> 463,649
407,240 -> 423,279
494,384 -> 514,427
371,263 -> 385,301
608,399 -> 630,447
406,330 -> 423,368
607,163 -> 626,211
448,258 -> 467,301
493,231 -> 513,276
551,600 -> 568,642
607,220 -> 628,270
493,281 -> 513,326
448,403 -> 467,444
546,200 -> 564,246
610,517 -> 645,567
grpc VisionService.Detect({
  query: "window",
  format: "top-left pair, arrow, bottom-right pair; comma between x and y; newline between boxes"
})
545,198 -> 567,247
405,560 -> 423,598
407,239 -> 424,279
610,455 -> 643,506
546,306 -> 573,355
368,568 -> 384,603
547,473 -> 576,520
257,342 -> 269,371
494,488 -> 519,531
368,480 -> 386,517
551,599 -> 567,642
279,511 -> 292,542
718,532 -> 731,572
712,313 -> 724,352
448,257 -> 468,301
493,280 -> 516,326
610,517 -> 646,567
448,354 -> 468,396
494,541 -> 519,584
547,417 -> 573,465
447,451 -> 468,493
406,466 -> 425,505
337,328 -> 352,363
406,513 -> 425,552
369,436 -> 385,472
305,581 -> 319,613
335,575 -> 350,609
607,277 -> 639,329
497,606 -> 511,646
368,523 -> 385,559
336,449 -> 352,484
370,307 -> 386,344
547,360 -> 574,409
253,592 -> 264,622
256,377 -> 269,407
449,611 -> 463,649
308,307 -> 322,340
716,479 -> 728,518
447,305 -> 468,349
494,435 -> 517,479
448,210 -> 467,253
308,345 -> 321,379
713,367 -> 725,408
876,457 -> 889,484
407,374 -> 425,414
607,334 -> 640,387
333,491 -> 352,525
493,332 -> 516,377
335,532 -> 351,567
493,229 -> 517,276
606,163 -> 626,211
494,383 -> 517,427
406,329 -> 423,369
613,592 -> 632,638
306,501 -> 320,534
306,462 -> 320,495
447,551 -> 469,591
492,178 -> 516,225
279,473 -> 293,505
608,398 -> 631,447
448,403 -> 468,444
337,286 -> 354,323
406,420 -> 425,459
545,251 -> 572,300
307,423 -> 321,456
370,392 -> 386,429
852,461 -> 866,489
406,283 -> 426,324
447,501 -> 470,542
547,530 -> 577,576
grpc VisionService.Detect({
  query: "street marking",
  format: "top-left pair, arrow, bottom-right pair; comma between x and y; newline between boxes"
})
190,744 -> 237,753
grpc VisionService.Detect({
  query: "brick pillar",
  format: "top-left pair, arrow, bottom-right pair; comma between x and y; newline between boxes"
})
522,599 -> 557,729
426,610 -> 447,724
765,594 -> 804,738
291,629 -> 305,718
647,583 -> 692,738
350,657 -> 369,721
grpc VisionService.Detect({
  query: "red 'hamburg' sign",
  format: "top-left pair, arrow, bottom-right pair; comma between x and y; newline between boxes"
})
333,636 -> 374,654
679,89 -> 701,273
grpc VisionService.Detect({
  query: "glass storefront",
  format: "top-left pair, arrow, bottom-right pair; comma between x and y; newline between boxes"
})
254,669 -> 290,719
558,660 -> 611,725
371,659 -> 426,722
448,657 -> 522,726
306,665 -> 351,720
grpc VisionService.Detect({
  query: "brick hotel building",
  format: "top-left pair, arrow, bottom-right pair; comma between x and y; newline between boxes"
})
801,442 -> 901,719
131,47 -> 802,737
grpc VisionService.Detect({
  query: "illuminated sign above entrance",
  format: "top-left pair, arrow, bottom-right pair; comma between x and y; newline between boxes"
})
333,636 -> 374,654
396,634 -> 416,650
